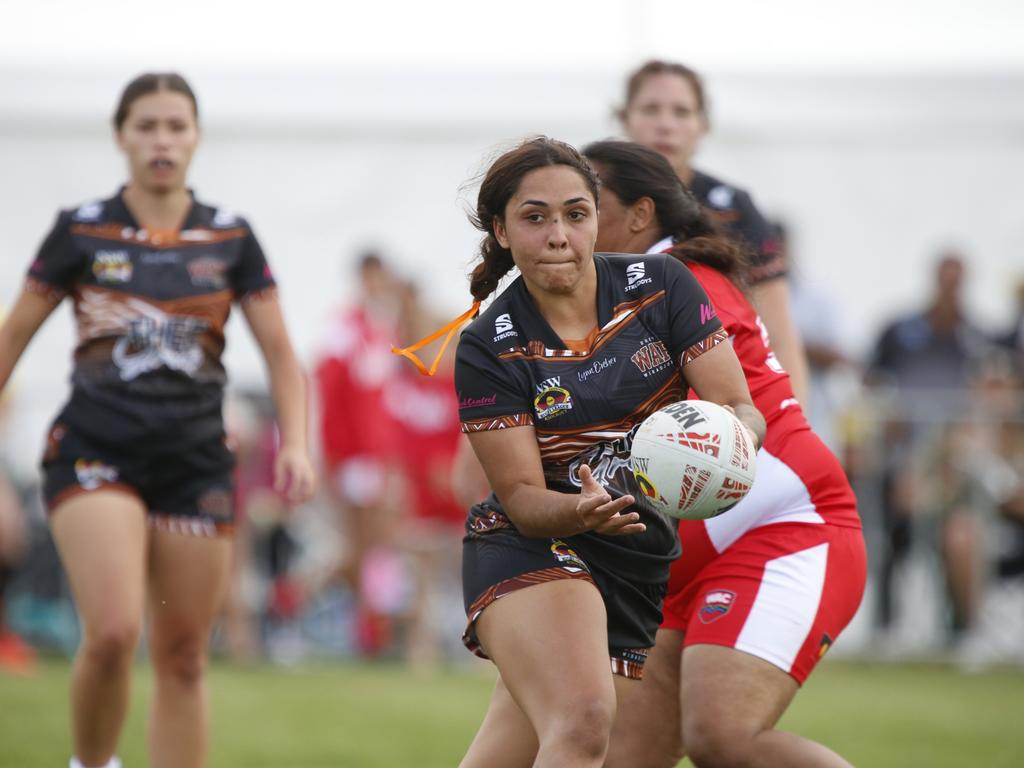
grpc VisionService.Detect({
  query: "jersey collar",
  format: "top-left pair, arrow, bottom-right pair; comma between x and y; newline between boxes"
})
646,236 -> 674,255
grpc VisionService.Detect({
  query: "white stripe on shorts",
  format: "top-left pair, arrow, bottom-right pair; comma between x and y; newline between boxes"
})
704,448 -> 824,554
735,542 -> 828,674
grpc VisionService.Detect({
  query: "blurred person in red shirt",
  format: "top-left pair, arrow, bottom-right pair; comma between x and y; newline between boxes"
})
314,251 -> 404,654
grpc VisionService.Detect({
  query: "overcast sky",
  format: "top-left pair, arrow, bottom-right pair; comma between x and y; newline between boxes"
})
2,0 -> 1021,74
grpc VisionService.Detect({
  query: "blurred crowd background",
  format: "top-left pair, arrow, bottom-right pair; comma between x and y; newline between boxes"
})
2,0 -> 1023,674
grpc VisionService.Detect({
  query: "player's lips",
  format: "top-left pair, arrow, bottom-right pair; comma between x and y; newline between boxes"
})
149,158 -> 176,175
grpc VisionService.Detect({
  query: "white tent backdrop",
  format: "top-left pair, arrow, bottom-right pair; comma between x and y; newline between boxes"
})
1,2 -> 1023,476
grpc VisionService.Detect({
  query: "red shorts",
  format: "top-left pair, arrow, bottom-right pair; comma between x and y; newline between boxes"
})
662,522 -> 865,684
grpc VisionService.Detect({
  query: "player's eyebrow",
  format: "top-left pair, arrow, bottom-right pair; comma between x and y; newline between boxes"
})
518,197 -> 589,208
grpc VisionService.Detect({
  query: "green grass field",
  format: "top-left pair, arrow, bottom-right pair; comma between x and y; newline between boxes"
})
1,658 -> 1021,767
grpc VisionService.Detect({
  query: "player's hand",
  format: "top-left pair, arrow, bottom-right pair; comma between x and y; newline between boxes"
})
273,445 -> 316,505
721,404 -> 761,451
575,464 -> 645,536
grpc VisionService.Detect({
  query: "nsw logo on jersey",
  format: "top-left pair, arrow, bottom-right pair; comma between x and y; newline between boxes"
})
92,251 -> 133,283
625,262 -> 653,292
534,376 -> 572,421
493,313 -> 518,342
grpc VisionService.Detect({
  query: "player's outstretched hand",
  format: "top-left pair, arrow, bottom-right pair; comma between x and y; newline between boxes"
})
274,445 -> 317,505
575,464 -> 645,536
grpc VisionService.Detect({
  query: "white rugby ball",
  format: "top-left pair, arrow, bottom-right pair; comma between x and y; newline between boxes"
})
629,400 -> 757,520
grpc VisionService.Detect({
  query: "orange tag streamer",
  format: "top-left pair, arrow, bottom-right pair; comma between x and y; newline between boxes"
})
391,301 -> 481,376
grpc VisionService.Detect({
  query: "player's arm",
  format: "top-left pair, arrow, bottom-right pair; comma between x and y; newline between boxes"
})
467,426 -> 643,538
748,277 -> 809,404
0,289 -> 60,393
450,434 -> 490,509
683,340 -> 766,451
241,293 -> 315,504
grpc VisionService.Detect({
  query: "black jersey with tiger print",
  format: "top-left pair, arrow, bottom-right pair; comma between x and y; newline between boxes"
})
456,253 -> 726,584
26,189 -> 275,445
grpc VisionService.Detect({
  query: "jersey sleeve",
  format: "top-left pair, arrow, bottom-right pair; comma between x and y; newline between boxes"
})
230,222 -> 277,300
455,331 -> 534,432
25,211 -> 83,301
662,257 -> 727,366
733,191 -> 786,285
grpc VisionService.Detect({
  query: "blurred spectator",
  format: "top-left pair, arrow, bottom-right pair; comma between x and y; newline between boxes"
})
0,320 -> 35,674
314,251 -> 404,655
996,278 -> 1024,376
0,462 -> 33,674
865,251 -> 993,640
383,281 -> 466,668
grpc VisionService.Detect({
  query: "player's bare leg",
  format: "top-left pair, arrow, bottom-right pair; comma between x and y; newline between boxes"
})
461,578 -> 617,768
604,627 -> 685,768
460,675 -> 539,768
146,525 -> 233,768
50,491 -> 148,767
681,644 -> 852,767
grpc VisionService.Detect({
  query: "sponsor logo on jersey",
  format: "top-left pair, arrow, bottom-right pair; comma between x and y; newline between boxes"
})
698,589 -> 736,623
707,185 -> 735,209
493,313 -> 518,342
211,208 -> 239,228
73,201 -> 104,221
577,356 -> 617,383
92,250 -> 133,283
187,256 -> 228,288
630,338 -> 672,377
700,303 -> 717,325
625,261 -> 653,291
141,250 -> 181,265
550,540 -> 587,572
74,459 -> 119,491
459,394 -> 498,410
534,376 -> 573,420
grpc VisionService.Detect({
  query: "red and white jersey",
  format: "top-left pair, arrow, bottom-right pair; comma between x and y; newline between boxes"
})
648,238 -> 861,561
314,305 -> 401,468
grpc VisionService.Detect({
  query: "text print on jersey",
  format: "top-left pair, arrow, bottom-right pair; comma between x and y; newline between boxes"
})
625,261 -> 653,292
493,313 -> 518,342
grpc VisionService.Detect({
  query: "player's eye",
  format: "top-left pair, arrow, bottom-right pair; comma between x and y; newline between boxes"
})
568,210 -> 588,221
674,106 -> 691,118
525,212 -> 545,223
136,121 -> 156,132
168,119 -> 189,132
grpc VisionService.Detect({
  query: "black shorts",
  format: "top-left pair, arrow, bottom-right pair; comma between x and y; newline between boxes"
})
461,503 -> 667,679
41,417 -> 236,536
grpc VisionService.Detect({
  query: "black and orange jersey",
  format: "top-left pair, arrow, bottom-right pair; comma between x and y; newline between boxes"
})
689,169 -> 784,285
26,189 -> 275,443
455,253 -> 725,578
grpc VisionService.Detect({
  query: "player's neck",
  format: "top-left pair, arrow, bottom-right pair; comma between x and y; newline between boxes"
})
531,271 -> 599,341
122,184 -> 192,231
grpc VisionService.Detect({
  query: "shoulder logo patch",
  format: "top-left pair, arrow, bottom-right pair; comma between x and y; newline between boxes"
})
493,313 -> 518,342
625,262 -> 652,291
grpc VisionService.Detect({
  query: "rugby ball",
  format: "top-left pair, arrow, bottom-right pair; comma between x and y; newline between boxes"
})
629,400 -> 757,520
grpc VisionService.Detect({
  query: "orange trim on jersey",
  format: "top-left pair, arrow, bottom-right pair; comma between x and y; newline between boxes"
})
562,327 -> 599,354
681,328 -> 729,365
70,223 -> 248,249
392,301 -> 481,376
498,290 -> 666,363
